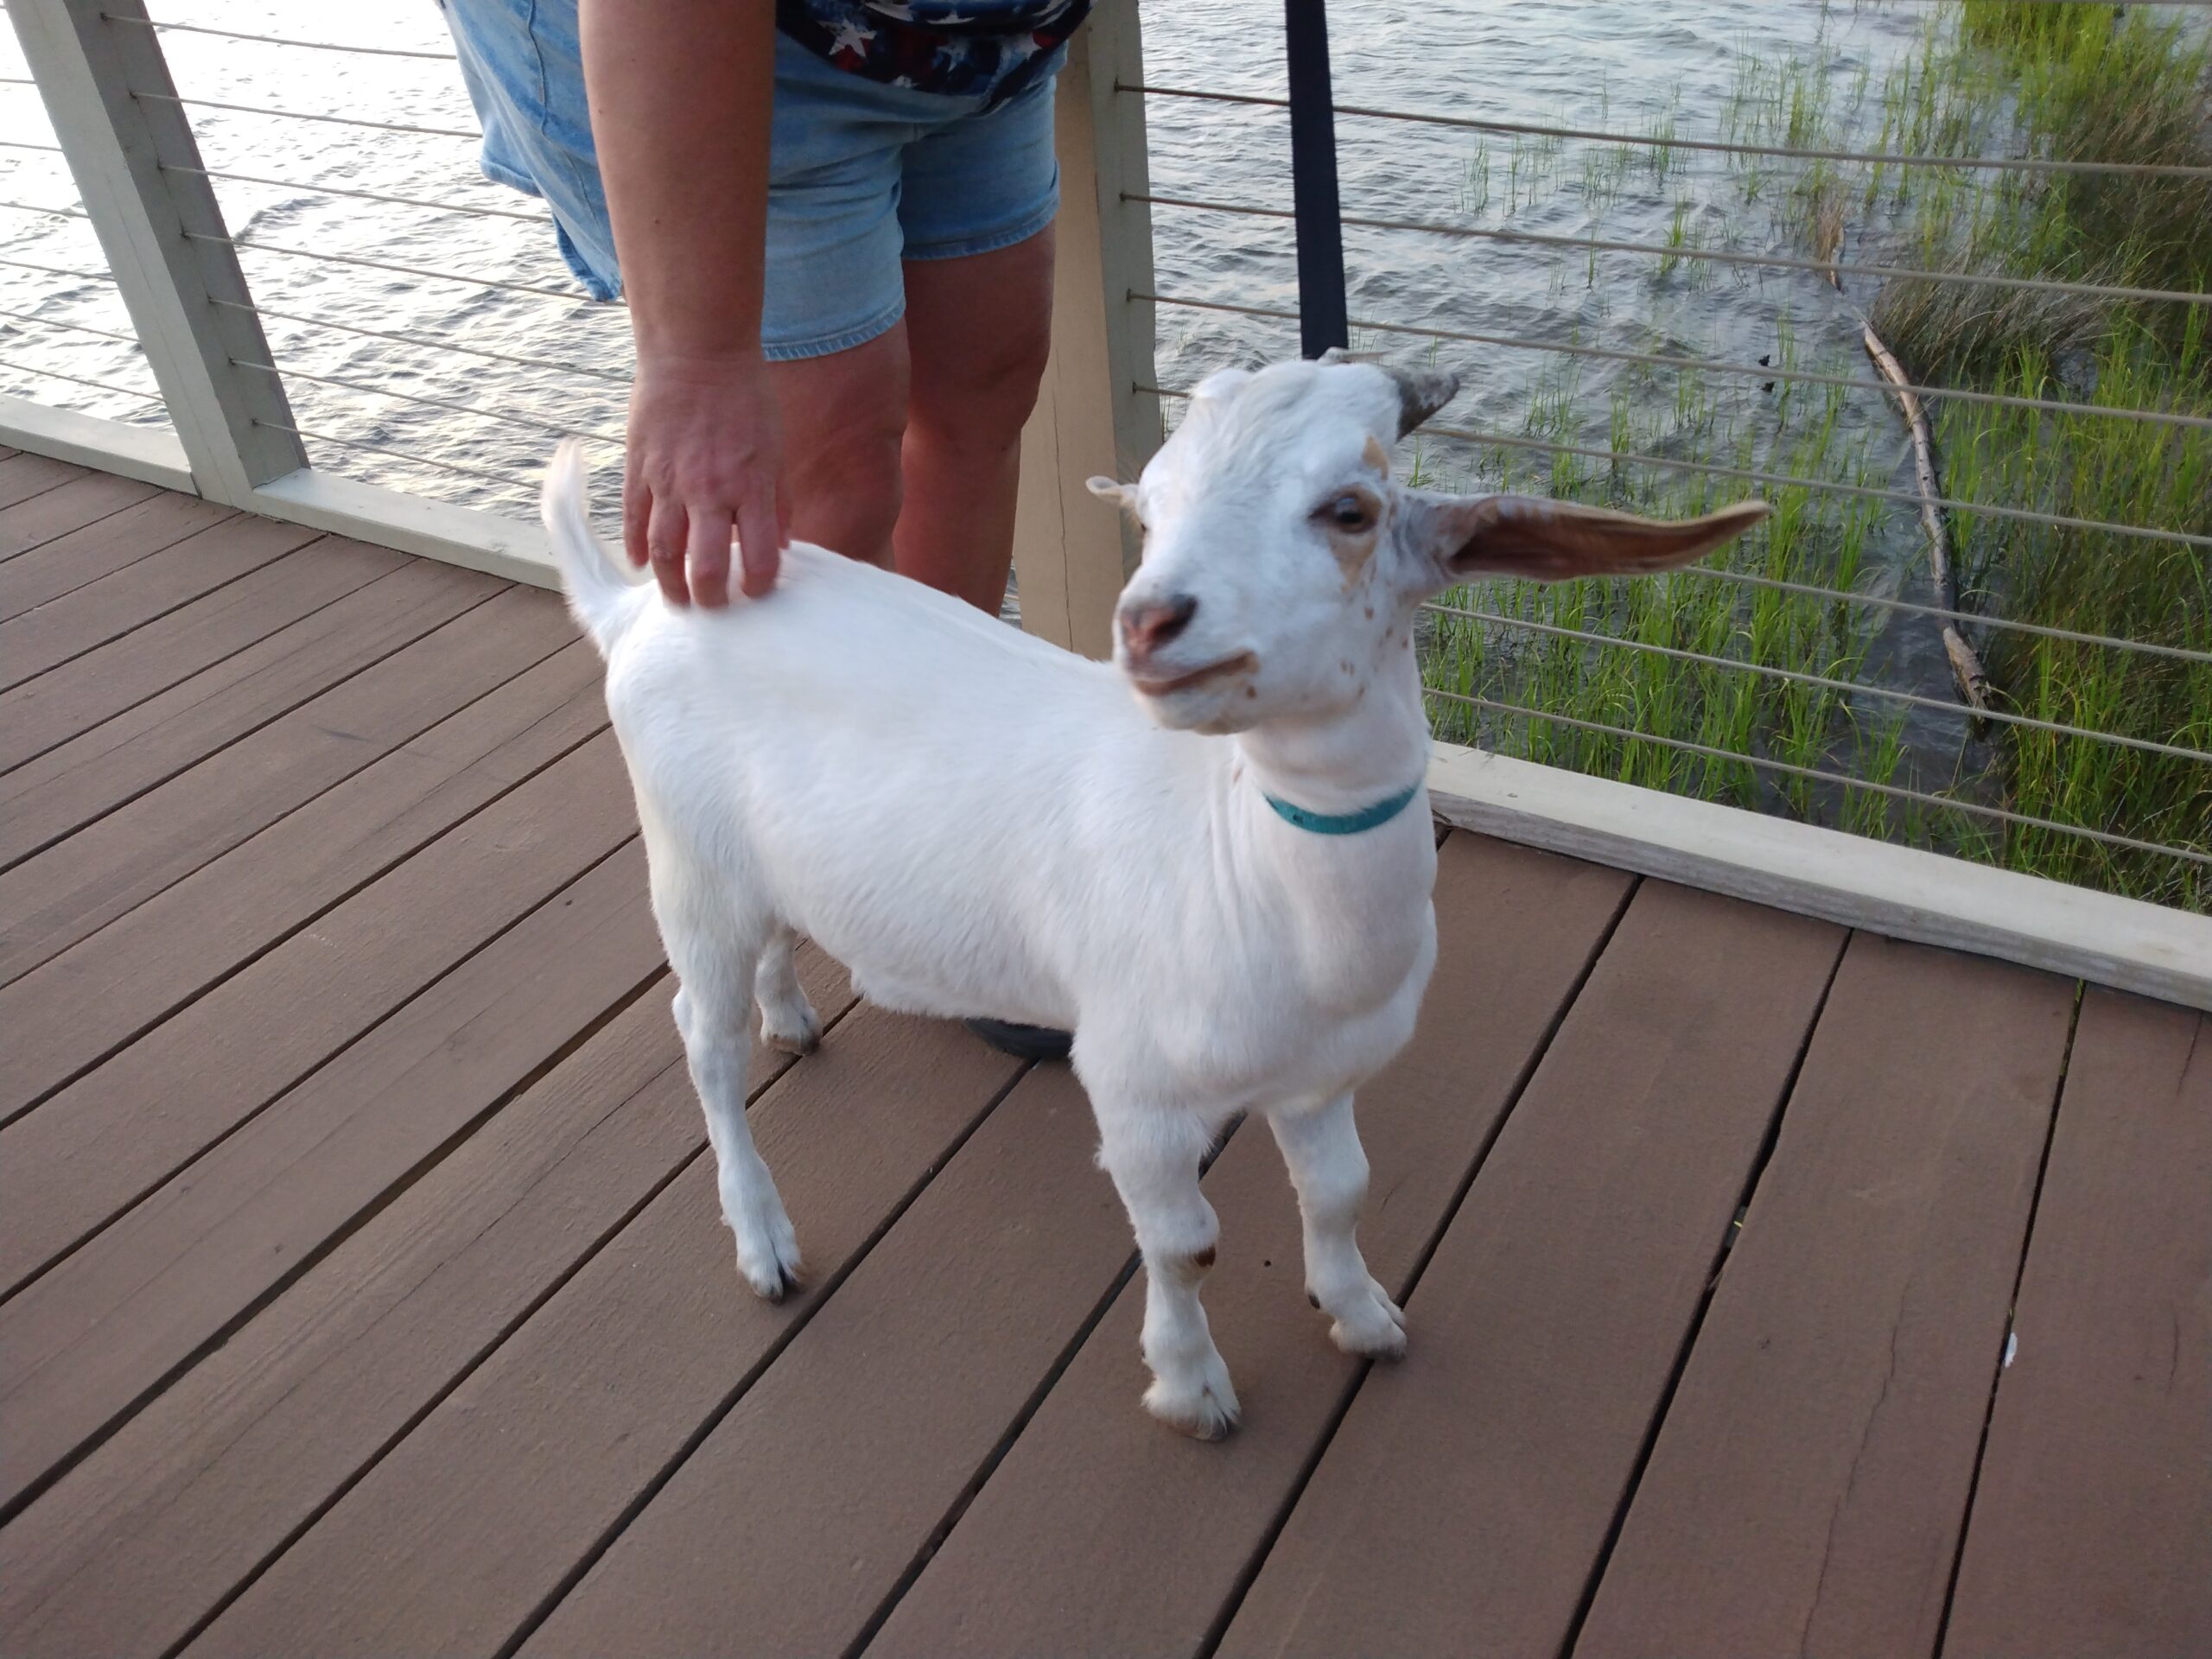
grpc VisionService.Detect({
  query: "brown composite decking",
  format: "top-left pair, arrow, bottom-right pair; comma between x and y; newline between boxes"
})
0,462 -> 2203,1659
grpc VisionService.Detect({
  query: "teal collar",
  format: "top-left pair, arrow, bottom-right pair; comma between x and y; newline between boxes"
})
1264,779 -> 1425,836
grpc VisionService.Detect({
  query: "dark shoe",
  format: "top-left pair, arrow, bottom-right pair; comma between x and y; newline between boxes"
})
964,1018 -> 1073,1062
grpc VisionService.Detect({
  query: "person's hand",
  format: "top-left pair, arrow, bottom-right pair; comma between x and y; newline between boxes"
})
623,348 -> 792,607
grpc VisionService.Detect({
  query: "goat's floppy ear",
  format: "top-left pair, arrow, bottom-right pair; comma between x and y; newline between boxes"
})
1409,492 -> 1770,584
1087,476 -> 1139,513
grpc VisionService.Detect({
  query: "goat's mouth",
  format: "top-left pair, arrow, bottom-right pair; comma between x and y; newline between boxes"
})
1127,652 -> 1258,699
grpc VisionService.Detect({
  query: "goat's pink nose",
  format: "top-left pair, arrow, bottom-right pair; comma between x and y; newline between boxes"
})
1119,593 -> 1198,658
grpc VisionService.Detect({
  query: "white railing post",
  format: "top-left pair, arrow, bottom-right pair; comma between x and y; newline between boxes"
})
8,0 -> 304,504
1013,0 -> 1160,659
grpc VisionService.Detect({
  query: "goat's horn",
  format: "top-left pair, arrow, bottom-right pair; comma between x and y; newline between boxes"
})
1319,348 -> 1461,439
1384,365 -> 1461,437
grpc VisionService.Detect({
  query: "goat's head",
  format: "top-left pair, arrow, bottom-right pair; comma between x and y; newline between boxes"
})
1092,353 -> 1770,734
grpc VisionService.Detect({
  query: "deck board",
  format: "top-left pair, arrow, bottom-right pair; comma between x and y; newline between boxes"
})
1213,883 -> 1845,1659
0,584 -> 573,987
1941,989 -> 2212,1658
0,532 -> 403,768
0,493 -> 227,620
512,1062 -> 1136,1659
867,836 -> 1635,1659
0,954 -> 855,1659
0,728 -> 640,1283
0,481 -> 2200,1659
0,557 -> 500,860
0,840 -> 661,1519
0,514 -> 321,692
182,1012 -> 1027,1659
0,542 -> 407,779
1574,936 -> 2075,1658
0,468 -> 161,566
0,641 -> 608,1294
0,454 -> 88,510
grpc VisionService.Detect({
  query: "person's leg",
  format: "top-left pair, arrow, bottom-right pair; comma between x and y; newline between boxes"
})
766,322 -> 909,569
895,227 -> 1056,611
892,54 -> 1065,614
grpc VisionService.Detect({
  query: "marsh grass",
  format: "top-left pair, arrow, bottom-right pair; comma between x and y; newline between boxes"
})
1871,2 -> 2212,907
1416,0 -> 2209,909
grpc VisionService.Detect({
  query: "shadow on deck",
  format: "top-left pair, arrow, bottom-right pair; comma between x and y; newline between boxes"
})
0,459 -> 2203,1658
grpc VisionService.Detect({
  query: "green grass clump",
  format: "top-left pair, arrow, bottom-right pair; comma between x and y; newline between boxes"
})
1414,1 -> 2208,909
1871,3 -> 2212,907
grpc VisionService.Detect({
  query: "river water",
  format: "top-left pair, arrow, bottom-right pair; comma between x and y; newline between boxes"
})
2,2 -> 1980,763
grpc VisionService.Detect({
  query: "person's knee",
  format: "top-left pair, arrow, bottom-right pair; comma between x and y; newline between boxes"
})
788,408 -> 905,562
908,308 -> 1052,454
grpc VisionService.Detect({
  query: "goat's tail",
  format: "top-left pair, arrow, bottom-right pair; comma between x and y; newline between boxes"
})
541,439 -> 645,655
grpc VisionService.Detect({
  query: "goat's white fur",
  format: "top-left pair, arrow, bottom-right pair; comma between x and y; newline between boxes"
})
544,356 -> 1764,1438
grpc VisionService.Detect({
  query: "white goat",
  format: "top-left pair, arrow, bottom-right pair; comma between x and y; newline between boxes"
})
543,353 -> 1765,1439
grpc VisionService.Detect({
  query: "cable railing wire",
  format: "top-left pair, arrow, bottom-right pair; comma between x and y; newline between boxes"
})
0,307 -> 143,346
186,230 -> 605,307
207,296 -> 628,384
0,199 -> 88,220
1658,563 -> 2208,665
1126,82 -> 2212,181
97,14 -> 460,61
1136,193 -> 2212,309
1137,382 -> 2212,550
0,256 -> 117,285
1137,289 -> 2212,435
253,417 -> 537,493
160,162 -> 549,225
0,355 -> 162,405
126,90 -> 479,142
230,356 -> 626,448
1425,418 -> 2212,550
1420,685 -> 2212,868
1421,599 -> 2212,766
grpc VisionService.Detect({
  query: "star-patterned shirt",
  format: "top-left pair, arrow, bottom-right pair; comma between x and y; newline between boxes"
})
778,1 -> 1091,103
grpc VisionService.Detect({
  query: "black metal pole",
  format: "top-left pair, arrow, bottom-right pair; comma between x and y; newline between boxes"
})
1283,0 -> 1349,358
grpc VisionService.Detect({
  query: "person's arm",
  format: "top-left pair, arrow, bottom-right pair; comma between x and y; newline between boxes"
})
580,0 -> 788,606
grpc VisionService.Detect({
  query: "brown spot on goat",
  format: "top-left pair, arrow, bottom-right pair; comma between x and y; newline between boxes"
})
1193,1245 -> 1217,1271
1362,435 -> 1390,474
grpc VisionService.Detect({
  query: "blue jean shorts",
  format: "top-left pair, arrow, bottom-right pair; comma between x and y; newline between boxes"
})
440,3 -> 1064,359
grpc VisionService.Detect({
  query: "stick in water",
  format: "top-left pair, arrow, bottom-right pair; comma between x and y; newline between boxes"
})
1861,322 -> 1993,721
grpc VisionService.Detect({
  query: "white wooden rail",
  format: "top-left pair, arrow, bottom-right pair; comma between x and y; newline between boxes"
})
0,0 -> 2204,1008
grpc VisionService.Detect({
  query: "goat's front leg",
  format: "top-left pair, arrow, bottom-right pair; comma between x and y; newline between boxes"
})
1268,1094 -> 1406,1358
668,929 -> 802,1301
1096,1112 -> 1239,1440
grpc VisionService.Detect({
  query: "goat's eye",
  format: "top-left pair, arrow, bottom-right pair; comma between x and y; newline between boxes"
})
1321,493 -> 1374,532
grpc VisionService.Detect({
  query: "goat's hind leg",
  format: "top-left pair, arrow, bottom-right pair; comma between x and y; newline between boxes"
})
1268,1093 -> 1405,1358
753,924 -> 822,1055
665,908 -> 802,1300
1096,1111 -> 1239,1440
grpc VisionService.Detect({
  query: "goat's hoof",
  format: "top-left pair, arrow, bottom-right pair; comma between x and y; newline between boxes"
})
1144,1359 -> 1242,1441
731,1207 -> 803,1302
760,1001 -> 823,1056
1325,1278 -> 1408,1360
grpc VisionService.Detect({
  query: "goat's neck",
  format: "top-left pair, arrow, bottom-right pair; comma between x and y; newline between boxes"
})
1228,643 -> 1429,817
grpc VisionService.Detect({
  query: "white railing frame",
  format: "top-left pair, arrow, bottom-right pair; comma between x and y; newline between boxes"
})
2,0 -> 1158,604
0,0 -> 2204,1007
8,0 -> 302,499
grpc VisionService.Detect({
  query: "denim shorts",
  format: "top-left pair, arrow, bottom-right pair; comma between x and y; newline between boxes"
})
441,3 -> 1064,360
